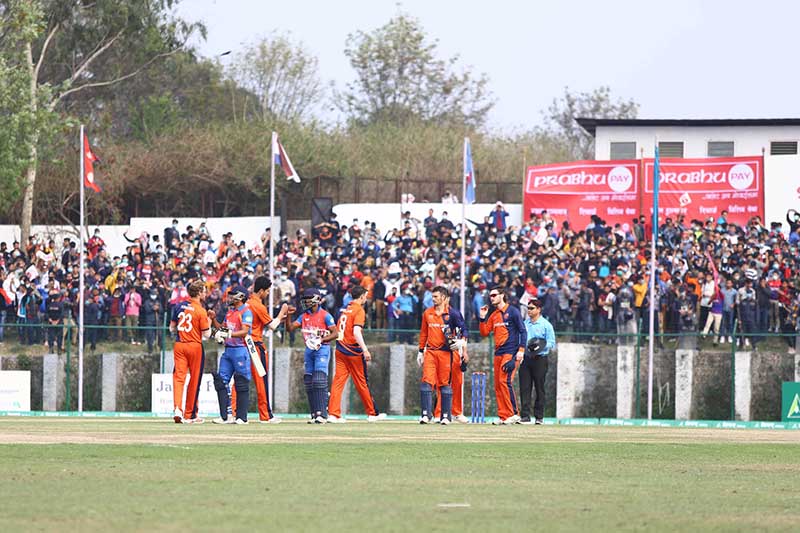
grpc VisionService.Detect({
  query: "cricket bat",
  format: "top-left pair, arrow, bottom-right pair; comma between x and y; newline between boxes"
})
244,334 -> 267,377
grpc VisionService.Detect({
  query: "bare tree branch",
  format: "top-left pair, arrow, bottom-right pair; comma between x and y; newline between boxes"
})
33,22 -> 59,83
50,46 -> 183,110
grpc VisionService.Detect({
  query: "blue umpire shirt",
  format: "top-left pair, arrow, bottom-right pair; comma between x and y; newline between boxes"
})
524,315 -> 556,356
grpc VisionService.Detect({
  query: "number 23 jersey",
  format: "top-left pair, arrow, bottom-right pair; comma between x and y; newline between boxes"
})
171,301 -> 210,344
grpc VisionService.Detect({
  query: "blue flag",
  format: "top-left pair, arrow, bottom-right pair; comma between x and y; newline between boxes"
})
464,138 -> 475,204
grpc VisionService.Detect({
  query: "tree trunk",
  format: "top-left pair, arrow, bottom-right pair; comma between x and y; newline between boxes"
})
20,39 -> 38,246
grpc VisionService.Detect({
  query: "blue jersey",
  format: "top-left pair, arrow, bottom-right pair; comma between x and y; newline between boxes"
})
224,303 -> 253,347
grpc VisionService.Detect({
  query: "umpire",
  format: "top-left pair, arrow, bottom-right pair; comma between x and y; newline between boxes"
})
519,298 -> 555,425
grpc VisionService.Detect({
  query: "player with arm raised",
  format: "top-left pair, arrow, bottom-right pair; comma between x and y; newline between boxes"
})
286,287 -> 337,423
328,285 -> 386,423
418,285 -> 467,425
479,285 -> 526,424
209,285 -> 254,425
230,276 -> 289,424
169,280 -> 211,424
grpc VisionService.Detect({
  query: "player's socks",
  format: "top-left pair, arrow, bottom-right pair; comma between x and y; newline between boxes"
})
439,385 -> 453,421
303,373 -> 315,417
420,382 -> 433,419
312,371 -> 328,419
233,373 -> 249,423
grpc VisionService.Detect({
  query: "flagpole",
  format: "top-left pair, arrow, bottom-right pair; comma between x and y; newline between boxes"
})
78,125 -> 85,412
647,143 -> 660,420
268,131 -> 276,409
460,137 -> 468,317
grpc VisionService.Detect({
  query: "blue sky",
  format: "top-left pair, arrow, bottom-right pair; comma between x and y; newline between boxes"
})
176,0 -> 800,131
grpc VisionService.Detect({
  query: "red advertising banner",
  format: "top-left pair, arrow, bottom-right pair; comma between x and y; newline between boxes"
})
523,160 -> 640,229
642,156 -> 764,225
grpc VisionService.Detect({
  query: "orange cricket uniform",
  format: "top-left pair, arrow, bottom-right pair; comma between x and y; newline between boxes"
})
328,301 -> 378,417
419,306 -> 457,387
232,294 -> 276,421
434,344 -> 466,419
171,299 -> 210,420
479,302 -> 526,420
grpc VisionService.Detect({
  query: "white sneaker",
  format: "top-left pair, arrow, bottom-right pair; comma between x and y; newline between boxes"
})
212,416 -> 234,424
185,417 -> 204,424
314,416 -> 327,424
261,417 -> 282,424
328,415 -> 346,424
235,418 -> 248,425
367,413 -> 387,422
789,347 -> 796,355
439,417 -> 450,425
419,415 -> 431,424
454,414 -> 470,424
173,408 -> 183,424
728,336 -> 733,344
744,339 -> 751,348
502,415 -> 521,425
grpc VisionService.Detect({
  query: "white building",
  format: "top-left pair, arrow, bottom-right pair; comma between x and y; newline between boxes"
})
577,118 -> 800,225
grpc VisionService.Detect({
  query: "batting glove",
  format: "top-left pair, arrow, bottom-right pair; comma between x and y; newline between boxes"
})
501,359 -> 516,374
213,328 -> 230,344
416,350 -> 424,367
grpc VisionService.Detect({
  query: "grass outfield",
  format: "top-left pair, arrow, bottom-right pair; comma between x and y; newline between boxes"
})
0,419 -> 798,532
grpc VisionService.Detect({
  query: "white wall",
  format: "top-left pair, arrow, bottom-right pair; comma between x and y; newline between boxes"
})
332,203 -> 523,235
594,125 -> 800,226
0,216 -> 280,258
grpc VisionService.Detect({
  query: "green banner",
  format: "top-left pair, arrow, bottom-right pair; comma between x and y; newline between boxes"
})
782,382 -> 800,422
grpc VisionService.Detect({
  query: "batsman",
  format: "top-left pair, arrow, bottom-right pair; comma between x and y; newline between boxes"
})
209,285 -> 253,425
417,286 -> 467,425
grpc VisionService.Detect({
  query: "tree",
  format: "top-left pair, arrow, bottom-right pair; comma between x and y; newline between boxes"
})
0,0 -> 202,244
541,86 -> 639,160
339,12 -> 493,128
227,33 -> 325,123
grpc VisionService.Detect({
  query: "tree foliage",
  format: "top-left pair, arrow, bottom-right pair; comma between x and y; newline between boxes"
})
541,86 -> 639,160
340,12 -> 493,128
227,33 -> 325,123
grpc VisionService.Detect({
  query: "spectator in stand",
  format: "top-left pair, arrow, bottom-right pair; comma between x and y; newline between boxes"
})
441,190 -> 458,204
124,285 -> 142,345
489,201 -> 510,238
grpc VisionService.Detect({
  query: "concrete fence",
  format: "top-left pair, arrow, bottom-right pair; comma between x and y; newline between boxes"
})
1,343 -> 799,421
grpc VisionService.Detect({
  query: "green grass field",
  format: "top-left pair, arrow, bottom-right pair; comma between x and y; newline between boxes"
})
1,419 -> 798,532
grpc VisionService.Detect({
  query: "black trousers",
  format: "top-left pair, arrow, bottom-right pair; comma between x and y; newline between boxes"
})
519,355 -> 549,420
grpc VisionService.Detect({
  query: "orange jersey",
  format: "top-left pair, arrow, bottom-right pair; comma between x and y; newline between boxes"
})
336,301 -> 366,356
419,306 -> 466,352
247,295 -> 273,343
171,299 -> 210,344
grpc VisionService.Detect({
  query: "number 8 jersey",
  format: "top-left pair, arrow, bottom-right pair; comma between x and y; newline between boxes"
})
171,300 -> 210,344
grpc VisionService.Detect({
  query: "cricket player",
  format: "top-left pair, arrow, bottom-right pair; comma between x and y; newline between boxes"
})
210,285 -> 253,425
169,280 -> 211,424
418,286 -> 467,425
286,287 -> 337,423
328,285 -> 386,423
478,285 -> 526,424
230,276 -> 289,424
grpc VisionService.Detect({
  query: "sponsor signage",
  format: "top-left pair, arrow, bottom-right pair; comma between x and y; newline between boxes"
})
151,373 -> 219,415
523,156 -> 765,227
642,157 -> 763,224
523,160 -> 640,228
0,371 -> 31,411
782,382 -> 800,422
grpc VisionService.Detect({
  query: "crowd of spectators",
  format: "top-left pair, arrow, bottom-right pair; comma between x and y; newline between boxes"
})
2,204 -> 800,354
